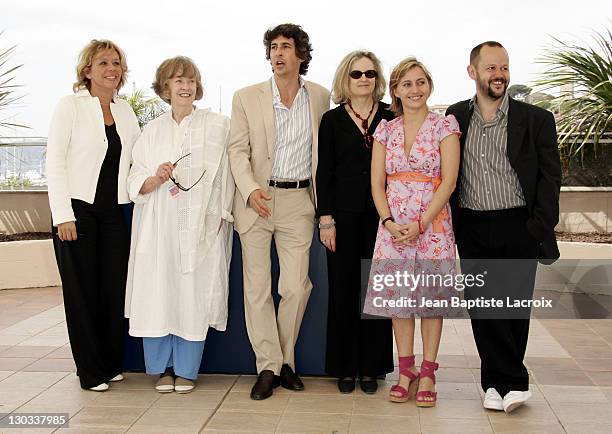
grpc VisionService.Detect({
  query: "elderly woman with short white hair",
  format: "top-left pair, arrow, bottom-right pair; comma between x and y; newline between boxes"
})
125,56 -> 234,393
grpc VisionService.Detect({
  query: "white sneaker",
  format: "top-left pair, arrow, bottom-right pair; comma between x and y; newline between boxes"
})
483,388 -> 503,411
109,374 -> 124,382
503,390 -> 532,413
89,383 -> 109,392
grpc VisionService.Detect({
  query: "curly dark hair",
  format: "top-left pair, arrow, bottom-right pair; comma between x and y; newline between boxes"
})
263,23 -> 313,76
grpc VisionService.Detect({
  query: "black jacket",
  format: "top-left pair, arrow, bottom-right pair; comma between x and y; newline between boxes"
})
446,97 -> 562,264
316,103 -> 395,216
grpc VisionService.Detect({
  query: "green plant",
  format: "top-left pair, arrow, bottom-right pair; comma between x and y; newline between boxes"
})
532,26 -> 612,166
508,84 -> 532,101
119,88 -> 166,128
0,31 -> 27,131
0,175 -> 32,188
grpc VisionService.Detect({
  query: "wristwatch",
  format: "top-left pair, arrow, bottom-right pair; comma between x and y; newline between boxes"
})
318,218 -> 336,229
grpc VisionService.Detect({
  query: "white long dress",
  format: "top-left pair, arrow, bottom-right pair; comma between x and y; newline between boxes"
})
124,108 -> 234,341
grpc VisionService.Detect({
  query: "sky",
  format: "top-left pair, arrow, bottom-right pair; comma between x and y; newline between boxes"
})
1,0 -> 610,136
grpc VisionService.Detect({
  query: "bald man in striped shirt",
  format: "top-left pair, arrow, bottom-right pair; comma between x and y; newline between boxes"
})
446,41 -> 561,414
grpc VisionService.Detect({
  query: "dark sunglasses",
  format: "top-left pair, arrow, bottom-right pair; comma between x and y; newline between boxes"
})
170,153 -> 206,192
349,69 -> 377,79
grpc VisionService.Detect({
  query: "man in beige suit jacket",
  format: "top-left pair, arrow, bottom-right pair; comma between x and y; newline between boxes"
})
228,23 -> 330,401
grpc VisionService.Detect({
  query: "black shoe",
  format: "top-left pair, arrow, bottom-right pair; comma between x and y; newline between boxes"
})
279,364 -> 304,391
250,370 -> 277,400
360,376 -> 378,394
337,377 -> 356,394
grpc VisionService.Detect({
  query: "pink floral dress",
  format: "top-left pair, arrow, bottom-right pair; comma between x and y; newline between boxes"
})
362,112 -> 461,318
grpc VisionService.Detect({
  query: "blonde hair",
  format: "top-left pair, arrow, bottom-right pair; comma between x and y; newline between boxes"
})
331,50 -> 386,104
389,57 -> 434,116
73,39 -> 128,93
152,56 -> 204,104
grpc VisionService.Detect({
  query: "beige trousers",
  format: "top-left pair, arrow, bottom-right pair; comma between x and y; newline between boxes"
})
239,186 -> 315,374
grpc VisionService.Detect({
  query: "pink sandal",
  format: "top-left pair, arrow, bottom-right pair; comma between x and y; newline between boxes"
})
416,359 -> 439,407
389,355 -> 419,403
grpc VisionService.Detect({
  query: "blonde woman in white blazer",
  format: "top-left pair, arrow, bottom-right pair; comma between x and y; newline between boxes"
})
46,39 -> 140,392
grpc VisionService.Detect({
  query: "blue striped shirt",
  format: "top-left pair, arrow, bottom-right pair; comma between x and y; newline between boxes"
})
270,77 -> 312,181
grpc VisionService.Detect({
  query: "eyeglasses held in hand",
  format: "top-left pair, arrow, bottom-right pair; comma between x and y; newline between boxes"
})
349,69 -> 378,80
170,153 -> 206,192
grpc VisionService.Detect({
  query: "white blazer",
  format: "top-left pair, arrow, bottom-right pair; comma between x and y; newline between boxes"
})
46,89 -> 140,225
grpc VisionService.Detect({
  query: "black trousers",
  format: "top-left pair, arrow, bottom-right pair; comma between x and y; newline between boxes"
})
456,207 -> 538,398
324,210 -> 394,378
52,200 -> 129,389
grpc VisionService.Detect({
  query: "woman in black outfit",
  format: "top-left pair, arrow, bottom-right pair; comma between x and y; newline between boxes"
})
46,40 -> 140,391
316,50 -> 394,394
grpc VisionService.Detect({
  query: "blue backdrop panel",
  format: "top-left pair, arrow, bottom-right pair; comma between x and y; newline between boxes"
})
121,203 -> 330,375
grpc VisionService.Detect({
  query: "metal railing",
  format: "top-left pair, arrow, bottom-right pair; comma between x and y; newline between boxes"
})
0,132 -> 610,191
0,137 -> 48,190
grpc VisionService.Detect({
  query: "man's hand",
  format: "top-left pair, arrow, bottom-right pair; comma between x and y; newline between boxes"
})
248,189 -> 272,218
57,221 -> 77,241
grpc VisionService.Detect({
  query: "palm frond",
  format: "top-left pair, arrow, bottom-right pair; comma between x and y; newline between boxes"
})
0,31 -> 28,132
532,25 -> 612,165
118,88 -> 167,129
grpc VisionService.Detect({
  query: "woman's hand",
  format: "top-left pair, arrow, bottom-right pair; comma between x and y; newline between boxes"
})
57,221 -> 77,241
320,227 -> 336,252
400,221 -> 420,244
217,218 -> 227,234
155,162 -> 175,183
384,220 -> 417,245
139,162 -> 175,195
319,215 -> 336,251
384,220 -> 407,240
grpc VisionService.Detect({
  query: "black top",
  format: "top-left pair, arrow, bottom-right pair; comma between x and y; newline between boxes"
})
93,123 -> 122,208
316,102 -> 395,216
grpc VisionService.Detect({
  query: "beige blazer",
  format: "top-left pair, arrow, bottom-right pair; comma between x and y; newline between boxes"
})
228,79 -> 330,234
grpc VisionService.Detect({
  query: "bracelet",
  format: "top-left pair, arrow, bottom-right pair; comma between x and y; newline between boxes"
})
318,218 -> 335,229
381,216 -> 394,227
418,216 -> 425,234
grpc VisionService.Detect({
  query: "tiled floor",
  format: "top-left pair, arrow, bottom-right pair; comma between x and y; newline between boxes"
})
1,287 -> 612,433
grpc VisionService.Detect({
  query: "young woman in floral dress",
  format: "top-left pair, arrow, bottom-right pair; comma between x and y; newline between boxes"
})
363,58 -> 460,407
